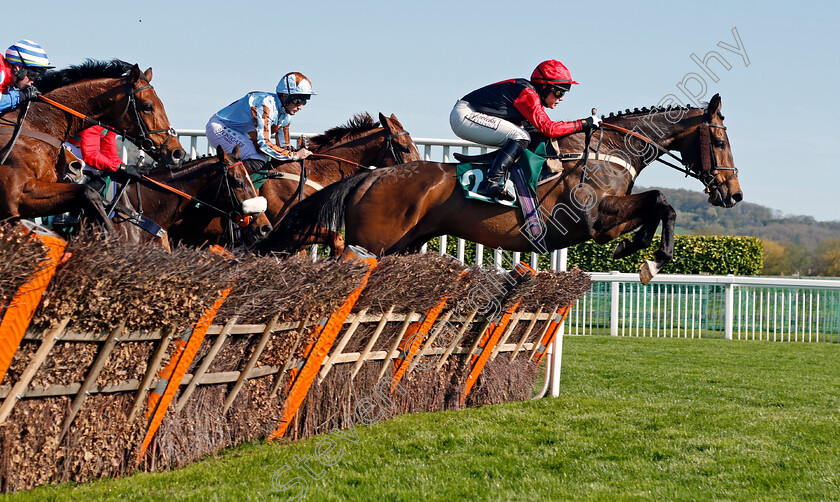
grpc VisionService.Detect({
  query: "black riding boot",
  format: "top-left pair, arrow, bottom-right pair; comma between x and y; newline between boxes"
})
484,139 -> 525,201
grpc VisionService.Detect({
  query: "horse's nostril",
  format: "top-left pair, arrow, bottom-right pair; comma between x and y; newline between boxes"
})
260,224 -> 272,236
172,149 -> 185,161
732,192 -> 743,203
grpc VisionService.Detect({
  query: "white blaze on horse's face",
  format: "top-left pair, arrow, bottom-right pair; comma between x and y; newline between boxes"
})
241,196 -> 268,215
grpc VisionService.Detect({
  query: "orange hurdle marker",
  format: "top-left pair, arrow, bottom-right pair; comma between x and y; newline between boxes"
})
460,262 -> 536,404
530,304 -> 571,366
389,295 -> 449,392
137,245 -> 233,463
268,252 -> 377,441
0,221 -> 67,383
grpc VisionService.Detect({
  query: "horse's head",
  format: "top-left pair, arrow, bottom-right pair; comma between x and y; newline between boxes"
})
214,146 -> 272,244
683,94 -> 742,208
118,64 -> 186,168
376,112 -> 421,166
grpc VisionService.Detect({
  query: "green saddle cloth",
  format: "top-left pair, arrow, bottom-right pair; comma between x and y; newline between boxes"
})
456,147 -> 547,207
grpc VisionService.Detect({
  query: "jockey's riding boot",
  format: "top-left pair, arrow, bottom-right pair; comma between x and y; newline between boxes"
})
485,139 -> 525,201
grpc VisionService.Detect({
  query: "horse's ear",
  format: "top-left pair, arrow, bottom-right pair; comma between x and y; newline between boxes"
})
216,145 -> 225,162
379,112 -> 392,132
708,93 -> 721,114
232,145 -> 241,159
144,67 -> 153,82
388,113 -> 403,128
130,64 -> 143,81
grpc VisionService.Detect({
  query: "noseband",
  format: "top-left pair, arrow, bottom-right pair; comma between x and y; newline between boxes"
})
696,116 -> 738,192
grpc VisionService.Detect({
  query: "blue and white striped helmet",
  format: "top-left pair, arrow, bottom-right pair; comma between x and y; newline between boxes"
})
5,40 -> 53,68
276,72 -> 316,96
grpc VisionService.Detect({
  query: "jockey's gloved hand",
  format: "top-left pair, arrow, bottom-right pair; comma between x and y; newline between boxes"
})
116,163 -> 142,180
580,115 -> 602,130
295,148 -> 313,160
18,85 -> 40,104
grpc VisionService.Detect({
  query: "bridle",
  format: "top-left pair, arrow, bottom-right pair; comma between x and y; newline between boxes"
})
114,74 -> 177,161
377,130 -> 411,166
135,161 -> 263,241
598,110 -> 737,192
35,67 -> 176,163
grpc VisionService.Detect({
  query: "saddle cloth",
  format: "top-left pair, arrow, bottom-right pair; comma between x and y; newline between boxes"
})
455,148 -> 546,207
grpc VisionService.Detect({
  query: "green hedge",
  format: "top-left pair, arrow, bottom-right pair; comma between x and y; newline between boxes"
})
425,235 -> 763,276
567,235 -> 763,275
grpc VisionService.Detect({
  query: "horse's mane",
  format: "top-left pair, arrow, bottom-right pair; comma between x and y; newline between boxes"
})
307,113 -> 380,149
35,59 -> 134,93
602,103 -> 701,121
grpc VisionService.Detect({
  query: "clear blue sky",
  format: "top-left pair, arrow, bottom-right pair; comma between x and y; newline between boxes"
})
8,1 -> 840,221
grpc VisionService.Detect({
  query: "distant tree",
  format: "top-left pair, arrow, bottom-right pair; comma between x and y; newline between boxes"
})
784,243 -> 812,276
761,239 -> 787,276
814,237 -> 840,277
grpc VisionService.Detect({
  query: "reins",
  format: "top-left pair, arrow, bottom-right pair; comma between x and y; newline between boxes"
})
136,162 -> 246,218
598,117 -> 737,190
35,73 -> 175,159
307,152 -> 375,170
0,102 -> 30,164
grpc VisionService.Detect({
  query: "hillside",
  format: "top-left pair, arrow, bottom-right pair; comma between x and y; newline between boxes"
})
638,186 -> 840,248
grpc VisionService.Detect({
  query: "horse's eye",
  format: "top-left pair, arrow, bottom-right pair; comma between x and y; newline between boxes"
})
714,139 -> 726,150
141,101 -> 154,113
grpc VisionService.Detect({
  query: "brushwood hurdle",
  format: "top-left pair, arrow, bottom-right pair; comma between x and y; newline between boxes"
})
0,222 -> 590,491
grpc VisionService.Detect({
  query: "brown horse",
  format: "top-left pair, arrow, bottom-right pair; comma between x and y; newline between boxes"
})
266,94 -> 741,284
167,112 -> 420,246
0,60 -> 185,232
107,146 -> 272,249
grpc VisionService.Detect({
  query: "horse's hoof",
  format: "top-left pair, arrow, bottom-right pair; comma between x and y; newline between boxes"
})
639,260 -> 661,285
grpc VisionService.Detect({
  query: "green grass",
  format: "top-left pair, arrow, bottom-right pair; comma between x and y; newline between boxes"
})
7,336 -> 840,501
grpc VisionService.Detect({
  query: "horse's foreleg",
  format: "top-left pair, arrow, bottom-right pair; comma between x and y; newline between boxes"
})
594,191 -> 676,284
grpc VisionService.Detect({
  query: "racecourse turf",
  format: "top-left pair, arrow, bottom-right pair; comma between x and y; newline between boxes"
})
6,335 -> 840,501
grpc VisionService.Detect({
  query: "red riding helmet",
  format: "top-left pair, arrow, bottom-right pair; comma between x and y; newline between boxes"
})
530,60 -> 579,86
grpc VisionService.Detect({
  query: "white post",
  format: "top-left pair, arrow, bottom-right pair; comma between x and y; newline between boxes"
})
549,248 -> 569,397
610,271 -> 620,336
725,275 -> 735,340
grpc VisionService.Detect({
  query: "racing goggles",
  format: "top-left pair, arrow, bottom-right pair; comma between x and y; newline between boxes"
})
552,85 -> 571,98
287,95 -> 311,107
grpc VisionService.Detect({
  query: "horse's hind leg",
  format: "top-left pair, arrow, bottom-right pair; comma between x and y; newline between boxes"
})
18,180 -> 115,233
594,190 -> 676,284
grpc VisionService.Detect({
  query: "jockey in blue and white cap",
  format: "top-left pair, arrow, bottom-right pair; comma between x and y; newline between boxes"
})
0,39 -> 53,113
206,72 -> 316,167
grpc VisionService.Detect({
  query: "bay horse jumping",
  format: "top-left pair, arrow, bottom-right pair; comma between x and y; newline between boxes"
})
266,94 -> 741,284
108,146 -> 271,249
0,59 -> 185,232
167,112 -> 420,246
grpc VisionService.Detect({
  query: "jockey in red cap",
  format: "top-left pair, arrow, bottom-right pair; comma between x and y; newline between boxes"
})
450,59 -> 600,200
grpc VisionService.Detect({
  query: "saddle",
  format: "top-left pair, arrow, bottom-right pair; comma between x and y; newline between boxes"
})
452,150 -> 497,164
455,148 -> 550,252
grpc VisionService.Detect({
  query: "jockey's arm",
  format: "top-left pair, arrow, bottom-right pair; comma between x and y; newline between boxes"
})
513,88 -> 583,137
80,127 -> 121,172
0,89 -> 21,113
249,95 -> 296,161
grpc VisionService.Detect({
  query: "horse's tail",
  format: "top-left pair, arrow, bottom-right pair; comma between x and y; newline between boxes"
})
260,172 -> 370,253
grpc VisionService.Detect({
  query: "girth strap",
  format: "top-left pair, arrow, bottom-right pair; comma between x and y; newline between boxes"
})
112,203 -> 167,238
257,171 -> 325,191
555,152 -> 637,178
0,126 -> 64,149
